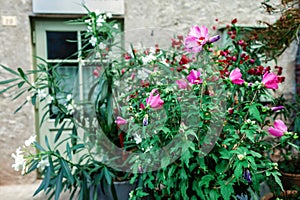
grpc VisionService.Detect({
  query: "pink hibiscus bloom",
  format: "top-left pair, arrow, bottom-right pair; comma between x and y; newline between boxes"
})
115,116 -> 127,125
184,25 -> 220,53
187,69 -> 202,84
146,89 -> 164,109
268,119 -> 287,137
176,79 -> 188,89
229,68 -> 245,85
262,72 -> 279,89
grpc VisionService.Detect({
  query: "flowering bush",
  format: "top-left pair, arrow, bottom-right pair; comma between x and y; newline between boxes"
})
1,7 -> 299,200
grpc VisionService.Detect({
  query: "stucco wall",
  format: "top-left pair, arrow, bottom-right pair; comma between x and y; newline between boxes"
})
0,0 -> 297,185
0,0 -> 37,185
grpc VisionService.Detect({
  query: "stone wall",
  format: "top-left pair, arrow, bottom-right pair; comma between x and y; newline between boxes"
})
0,0 -> 297,185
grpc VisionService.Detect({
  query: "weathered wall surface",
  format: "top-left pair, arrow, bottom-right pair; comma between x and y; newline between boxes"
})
0,0 -> 36,185
0,0 -> 297,185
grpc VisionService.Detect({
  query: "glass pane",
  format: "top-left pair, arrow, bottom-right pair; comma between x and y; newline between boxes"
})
49,63 -> 78,119
46,31 -> 78,59
82,65 -> 100,99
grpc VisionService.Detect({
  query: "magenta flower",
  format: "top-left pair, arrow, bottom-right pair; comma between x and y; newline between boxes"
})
229,68 -> 245,85
146,89 -> 164,109
184,25 -> 220,53
271,106 -> 284,112
262,72 -> 279,89
268,119 -> 287,137
176,79 -> 188,89
115,116 -> 127,125
187,70 -> 202,84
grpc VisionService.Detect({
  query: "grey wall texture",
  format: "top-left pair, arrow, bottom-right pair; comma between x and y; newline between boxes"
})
0,0 -> 297,185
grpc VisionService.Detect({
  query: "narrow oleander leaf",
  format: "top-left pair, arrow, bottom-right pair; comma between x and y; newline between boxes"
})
54,169 -> 63,200
14,100 -> 28,114
17,67 -> 29,82
54,121 -> 66,143
0,64 -> 19,76
61,159 -> 74,184
0,78 -> 19,85
45,135 -> 51,150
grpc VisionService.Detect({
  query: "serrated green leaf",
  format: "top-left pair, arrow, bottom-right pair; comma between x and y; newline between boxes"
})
199,174 -> 215,188
272,173 -> 284,191
220,184 -> 234,200
249,104 -> 262,122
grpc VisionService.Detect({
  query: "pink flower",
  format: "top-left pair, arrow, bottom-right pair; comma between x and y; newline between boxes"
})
268,119 -> 287,137
271,106 -> 284,112
262,72 -> 279,89
187,70 -> 202,84
93,66 -> 101,77
184,25 -> 220,53
176,79 -> 188,89
229,68 -> 245,85
115,116 -> 127,125
146,89 -> 164,109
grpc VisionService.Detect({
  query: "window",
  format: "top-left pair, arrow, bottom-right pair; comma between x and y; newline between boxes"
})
32,18 -> 123,148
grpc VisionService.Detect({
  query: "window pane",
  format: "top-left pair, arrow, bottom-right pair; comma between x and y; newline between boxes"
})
49,63 -> 78,119
46,31 -> 78,59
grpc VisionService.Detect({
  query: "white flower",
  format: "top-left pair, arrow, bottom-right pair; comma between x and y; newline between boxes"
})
134,134 -> 142,144
89,36 -> 97,47
106,12 -> 112,18
37,159 -> 49,170
142,54 -> 157,64
66,103 -> 75,115
11,147 -> 25,172
96,16 -> 105,27
25,135 -> 36,146
113,24 -> 118,29
66,94 -> 72,101
37,89 -> 47,99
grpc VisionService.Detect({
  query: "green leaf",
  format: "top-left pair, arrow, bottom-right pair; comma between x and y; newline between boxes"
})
54,121 -> 66,143
13,100 -> 28,114
61,159 -> 74,184
0,64 -> 19,76
249,150 -> 262,158
34,142 -> 46,151
103,167 -> 112,185
55,170 -> 63,200
17,68 -> 29,82
0,82 -> 19,94
220,184 -> 234,200
0,78 -> 19,85
208,189 -> 220,200
249,104 -> 262,122
199,174 -> 214,188
272,173 -> 284,191
66,143 -> 72,160
45,135 -> 51,150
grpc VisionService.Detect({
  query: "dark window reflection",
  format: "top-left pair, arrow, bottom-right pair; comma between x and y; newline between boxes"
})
47,31 -> 78,59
